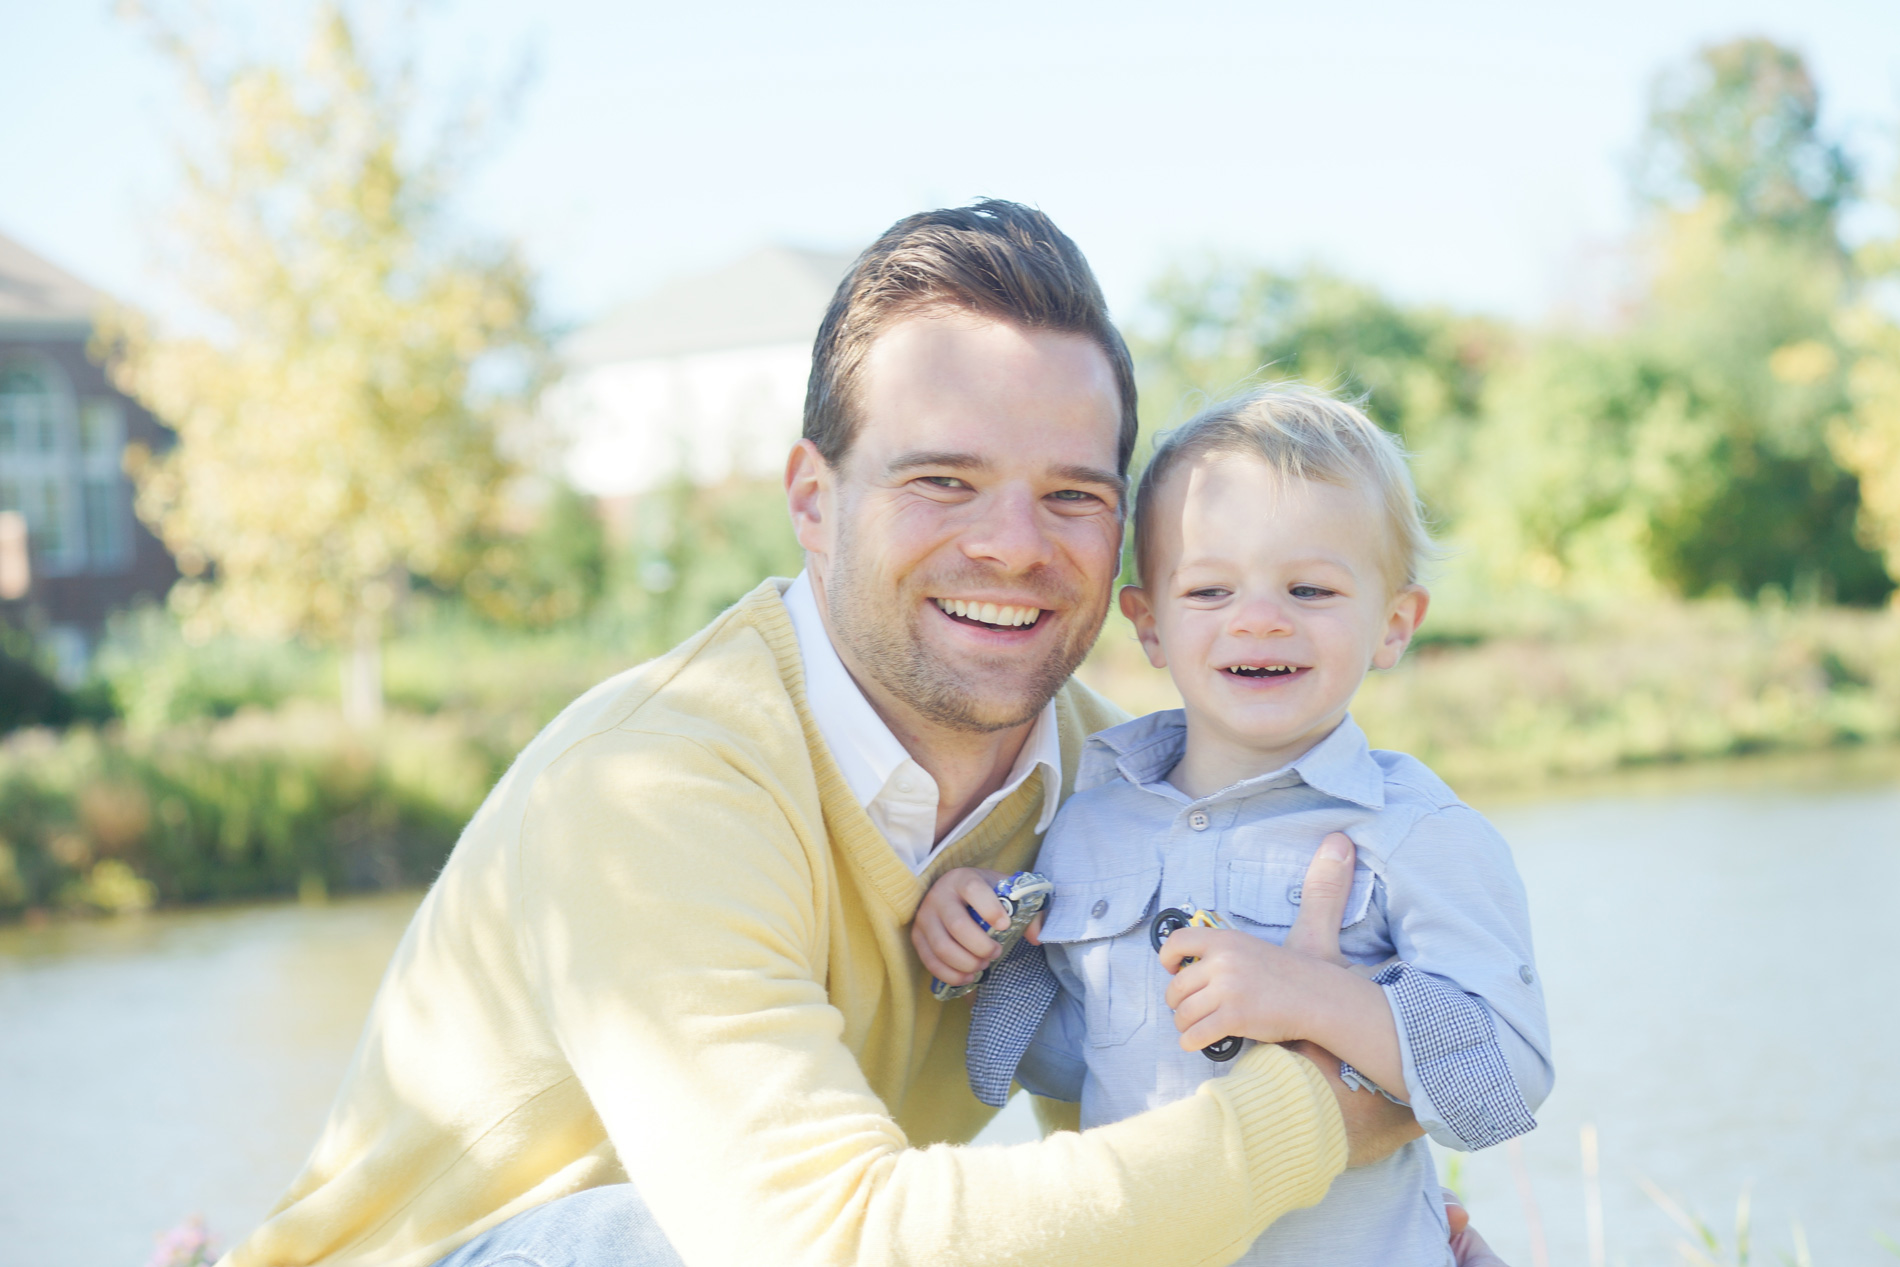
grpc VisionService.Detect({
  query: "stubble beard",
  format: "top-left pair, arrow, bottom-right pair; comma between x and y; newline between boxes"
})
824,530 -> 1106,735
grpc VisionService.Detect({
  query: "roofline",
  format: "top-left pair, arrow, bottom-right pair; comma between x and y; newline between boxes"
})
0,317 -> 95,339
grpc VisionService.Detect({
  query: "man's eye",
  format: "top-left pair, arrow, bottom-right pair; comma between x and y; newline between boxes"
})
921,476 -> 968,490
1290,585 -> 1336,599
1049,489 -> 1094,502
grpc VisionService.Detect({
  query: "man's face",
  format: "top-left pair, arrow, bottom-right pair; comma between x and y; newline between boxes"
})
790,311 -> 1126,733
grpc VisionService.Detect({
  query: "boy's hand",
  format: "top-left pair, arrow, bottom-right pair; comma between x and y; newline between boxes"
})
1156,831 -> 1360,1051
1159,926 -> 1334,1050
911,867 -> 1046,986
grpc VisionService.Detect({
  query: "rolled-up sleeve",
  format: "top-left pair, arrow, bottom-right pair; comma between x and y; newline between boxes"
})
1367,805 -> 1554,1151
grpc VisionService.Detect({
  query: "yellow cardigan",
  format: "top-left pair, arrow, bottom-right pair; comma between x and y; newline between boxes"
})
224,580 -> 1346,1267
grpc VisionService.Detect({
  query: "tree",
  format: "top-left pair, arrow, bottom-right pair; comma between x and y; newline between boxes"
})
1135,263 -> 1507,515
1640,36 -> 1854,242
102,3 -> 542,725
1831,177 -> 1900,595
1460,37 -> 1889,607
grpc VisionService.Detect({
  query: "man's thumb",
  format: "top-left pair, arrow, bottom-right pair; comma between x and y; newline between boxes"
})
1284,832 -> 1355,962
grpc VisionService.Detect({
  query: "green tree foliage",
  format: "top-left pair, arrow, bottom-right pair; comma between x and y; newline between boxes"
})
1831,172 -> 1900,587
1136,38 -> 1894,609
1135,264 -> 1508,513
460,483 -> 608,629
1462,37 -> 1889,606
101,4 -> 545,724
616,475 -> 805,656
1639,36 -> 1854,241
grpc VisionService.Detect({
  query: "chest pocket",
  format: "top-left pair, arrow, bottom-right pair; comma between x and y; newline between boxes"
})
1038,866 -> 1162,1048
1223,857 -> 1375,933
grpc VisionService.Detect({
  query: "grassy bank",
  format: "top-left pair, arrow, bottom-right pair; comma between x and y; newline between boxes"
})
3,595 -> 1897,919
0,706 -> 502,916
1080,595 -> 1900,791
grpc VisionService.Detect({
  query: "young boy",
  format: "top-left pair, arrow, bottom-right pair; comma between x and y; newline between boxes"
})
913,385 -> 1553,1266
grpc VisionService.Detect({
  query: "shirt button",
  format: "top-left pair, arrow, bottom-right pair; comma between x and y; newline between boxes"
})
896,780 -> 913,794
1288,882 -> 1303,904
1188,811 -> 1210,831
1518,964 -> 1535,985
1091,899 -> 1109,919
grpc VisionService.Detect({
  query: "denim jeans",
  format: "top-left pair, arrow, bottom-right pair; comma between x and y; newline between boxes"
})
430,1185 -> 685,1267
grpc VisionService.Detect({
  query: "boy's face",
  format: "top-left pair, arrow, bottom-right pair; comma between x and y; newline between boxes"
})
1121,454 -> 1427,772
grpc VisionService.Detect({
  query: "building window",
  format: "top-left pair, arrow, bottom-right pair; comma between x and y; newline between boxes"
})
78,399 -> 128,570
0,358 -> 132,576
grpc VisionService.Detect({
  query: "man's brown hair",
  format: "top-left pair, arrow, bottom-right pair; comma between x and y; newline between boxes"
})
803,199 -> 1139,474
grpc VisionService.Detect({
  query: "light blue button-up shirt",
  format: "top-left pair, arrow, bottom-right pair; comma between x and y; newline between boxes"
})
968,711 -> 1553,1267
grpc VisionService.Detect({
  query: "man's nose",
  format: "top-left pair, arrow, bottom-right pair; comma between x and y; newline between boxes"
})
959,486 -> 1056,573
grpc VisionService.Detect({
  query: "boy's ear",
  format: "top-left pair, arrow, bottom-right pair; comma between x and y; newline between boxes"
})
1373,584 -> 1429,671
1118,585 -> 1168,670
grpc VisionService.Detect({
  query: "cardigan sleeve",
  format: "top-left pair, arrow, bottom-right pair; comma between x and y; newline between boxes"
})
517,728 -> 1347,1267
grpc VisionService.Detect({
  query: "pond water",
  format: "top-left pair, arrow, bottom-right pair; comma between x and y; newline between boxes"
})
3,751 -> 1897,1267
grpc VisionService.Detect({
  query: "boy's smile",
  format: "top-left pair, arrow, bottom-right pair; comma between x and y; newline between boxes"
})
1121,454 -> 1427,798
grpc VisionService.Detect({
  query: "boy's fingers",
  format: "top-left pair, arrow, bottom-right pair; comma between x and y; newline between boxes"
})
1179,1015 -> 1240,1052
946,912 -> 1002,961
1284,832 -> 1355,964
1024,911 -> 1045,945
1162,959 -> 1211,1012
955,871 -> 1009,928
1169,982 -> 1220,1036
1156,926 -> 1215,974
920,921 -> 986,977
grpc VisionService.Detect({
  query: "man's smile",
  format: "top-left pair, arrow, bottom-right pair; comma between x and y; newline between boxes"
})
931,597 -> 1046,631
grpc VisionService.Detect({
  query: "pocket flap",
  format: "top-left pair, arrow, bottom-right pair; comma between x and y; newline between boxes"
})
1038,866 -> 1163,944
1225,857 -> 1374,929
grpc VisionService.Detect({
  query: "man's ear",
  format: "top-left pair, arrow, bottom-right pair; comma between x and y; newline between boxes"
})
1118,585 -> 1167,669
785,439 -> 833,558
1372,584 -> 1430,671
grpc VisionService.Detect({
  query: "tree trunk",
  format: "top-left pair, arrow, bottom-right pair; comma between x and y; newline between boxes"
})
342,607 -> 384,728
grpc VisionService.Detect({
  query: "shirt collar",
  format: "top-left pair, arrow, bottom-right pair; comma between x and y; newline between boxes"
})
782,571 -> 1062,836
1079,709 -> 1385,810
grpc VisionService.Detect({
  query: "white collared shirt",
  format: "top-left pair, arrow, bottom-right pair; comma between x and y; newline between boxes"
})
783,571 -> 1062,874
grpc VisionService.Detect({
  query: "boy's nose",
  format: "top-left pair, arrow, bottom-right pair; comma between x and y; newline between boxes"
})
1227,597 -> 1294,637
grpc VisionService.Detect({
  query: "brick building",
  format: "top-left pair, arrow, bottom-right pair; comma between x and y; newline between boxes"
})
0,230 -> 175,680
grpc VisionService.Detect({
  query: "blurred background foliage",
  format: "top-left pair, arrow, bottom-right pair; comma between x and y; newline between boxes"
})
3,30 -> 1900,918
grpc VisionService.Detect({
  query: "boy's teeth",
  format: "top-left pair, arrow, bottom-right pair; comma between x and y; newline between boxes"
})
1227,664 -> 1296,676
934,598 -> 1040,627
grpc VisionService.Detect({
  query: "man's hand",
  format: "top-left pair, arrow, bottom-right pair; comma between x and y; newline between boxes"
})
911,867 -> 1046,985
1283,1038 -> 1424,1165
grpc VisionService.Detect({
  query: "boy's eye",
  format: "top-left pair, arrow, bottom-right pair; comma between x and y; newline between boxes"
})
1186,587 -> 1230,600
1290,585 -> 1336,599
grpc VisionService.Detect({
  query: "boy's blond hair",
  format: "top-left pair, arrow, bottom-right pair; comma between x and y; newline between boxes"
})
1132,383 -> 1435,589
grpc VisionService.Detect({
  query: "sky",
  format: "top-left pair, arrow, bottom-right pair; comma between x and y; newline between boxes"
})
3,0 -> 1897,335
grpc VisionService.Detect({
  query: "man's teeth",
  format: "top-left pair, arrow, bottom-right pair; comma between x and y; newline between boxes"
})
1226,664 -> 1297,677
933,598 -> 1041,628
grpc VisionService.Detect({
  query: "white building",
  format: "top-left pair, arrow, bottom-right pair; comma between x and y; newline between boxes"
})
551,246 -> 857,502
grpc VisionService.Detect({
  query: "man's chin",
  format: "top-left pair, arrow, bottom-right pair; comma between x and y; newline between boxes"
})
914,642 -> 1084,732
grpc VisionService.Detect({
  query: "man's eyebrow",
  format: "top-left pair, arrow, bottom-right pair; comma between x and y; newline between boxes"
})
886,450 -> 991,476
1051,463 -> 1128,497
885,451 -> 1126,497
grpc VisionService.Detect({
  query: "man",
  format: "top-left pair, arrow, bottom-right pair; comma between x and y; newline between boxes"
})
224,201 -> 1493,1267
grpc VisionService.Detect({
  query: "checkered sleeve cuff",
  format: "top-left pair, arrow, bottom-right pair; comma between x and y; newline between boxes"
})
966,938 -> 1061,1108
1375,960 -> 1536,1150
